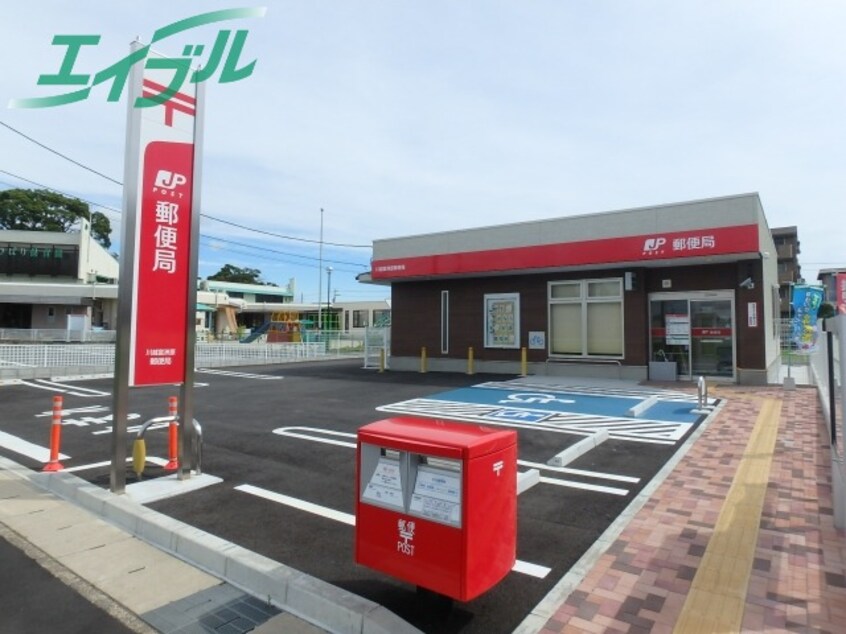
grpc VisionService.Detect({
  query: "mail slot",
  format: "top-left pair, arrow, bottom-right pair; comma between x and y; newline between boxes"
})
355,416 -> 517,601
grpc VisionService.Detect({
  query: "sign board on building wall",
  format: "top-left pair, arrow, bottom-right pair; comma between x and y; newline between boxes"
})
528,331 -> 546,350
0,243 -> 79,277
747,302 -> 758,328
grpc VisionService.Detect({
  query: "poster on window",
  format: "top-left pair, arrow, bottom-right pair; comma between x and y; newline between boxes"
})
665,314 -> 690,346
484,293 -> 520,348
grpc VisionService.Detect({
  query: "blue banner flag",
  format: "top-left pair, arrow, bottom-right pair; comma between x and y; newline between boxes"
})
790,285 -> 824,353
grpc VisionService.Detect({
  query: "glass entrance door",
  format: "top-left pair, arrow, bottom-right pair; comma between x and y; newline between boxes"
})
649,293 -> 735,380
690,299 -> 734,377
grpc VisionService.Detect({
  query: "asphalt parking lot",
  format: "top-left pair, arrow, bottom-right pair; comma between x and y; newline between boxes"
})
0,359 -> 712,634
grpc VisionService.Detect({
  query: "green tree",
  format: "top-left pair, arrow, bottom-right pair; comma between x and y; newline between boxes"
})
819,302 -> 836,320
0,188 -> 111,248
208,264 -> 276,285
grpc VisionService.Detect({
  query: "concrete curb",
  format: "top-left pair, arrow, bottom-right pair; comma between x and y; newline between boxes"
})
3,459 -> 421,634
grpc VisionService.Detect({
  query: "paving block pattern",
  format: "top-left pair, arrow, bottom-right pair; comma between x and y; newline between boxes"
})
540,387 -> 846,633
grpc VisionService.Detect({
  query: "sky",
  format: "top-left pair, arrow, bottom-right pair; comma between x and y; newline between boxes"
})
2,1 -> 845,304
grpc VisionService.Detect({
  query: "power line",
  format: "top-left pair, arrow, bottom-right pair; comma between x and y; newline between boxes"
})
200,234 -> 367,270
0,120 -> 122,186
0,170 -> 122,219
202,214 -> 370,249
0,121 -> 372,249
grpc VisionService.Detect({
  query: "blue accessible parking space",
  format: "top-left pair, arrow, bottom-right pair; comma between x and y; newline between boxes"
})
379,379 -> 711,444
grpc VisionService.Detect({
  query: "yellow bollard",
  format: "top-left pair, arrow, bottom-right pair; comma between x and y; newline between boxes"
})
379,348 -> 385,373
467,346 -> 475,375
132,438 -> 146,479
420,346 -> 428,373
521,347 -> 528,377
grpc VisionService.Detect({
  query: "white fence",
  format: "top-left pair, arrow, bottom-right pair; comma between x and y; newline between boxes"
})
0,328 -> 117,343
362,327 -> 391,370
0,338 -> 363,379
810,315 -> 845,528
195,342 -> 328,367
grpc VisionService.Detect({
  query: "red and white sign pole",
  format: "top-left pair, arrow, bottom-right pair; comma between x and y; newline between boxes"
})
111,43 -> 204,493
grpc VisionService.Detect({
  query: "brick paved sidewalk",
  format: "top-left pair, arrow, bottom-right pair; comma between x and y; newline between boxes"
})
538,386 -> 846,633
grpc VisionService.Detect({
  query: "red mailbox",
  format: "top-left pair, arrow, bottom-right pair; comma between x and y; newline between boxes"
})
355,416 -> 517,601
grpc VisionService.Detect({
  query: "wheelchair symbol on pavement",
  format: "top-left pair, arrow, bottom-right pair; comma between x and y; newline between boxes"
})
498,392 -> 576,406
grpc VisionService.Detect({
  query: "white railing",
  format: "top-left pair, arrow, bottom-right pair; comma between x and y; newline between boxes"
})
363,327 -> 391,370
0,328 -> 117,343
195,342 -> 328,367
810,315 -> 845,528
0,337 -> 364,376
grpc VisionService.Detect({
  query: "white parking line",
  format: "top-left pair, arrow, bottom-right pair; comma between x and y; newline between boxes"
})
0,430 -> 69,462
33,379 -> 110,397
273,427 -> 357,449
516,459 -> 639,484
272,427 -> 637,492
236,484 -> 355,525
538,476 -> 628,496
18,379 -> 108,398
63,456 -> 168,473
197,369 -> 283,380
234,484 -> 551,579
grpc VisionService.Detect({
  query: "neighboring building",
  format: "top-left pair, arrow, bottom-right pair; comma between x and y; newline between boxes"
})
196,279 -> 390,339
336,299 -> 392,333
817,268 -> 846,313
0,226 -> 391,342
360,193 -> 781,385
198,278 -> 297,335
0,223 -> 118,332
771,226 -> 802,317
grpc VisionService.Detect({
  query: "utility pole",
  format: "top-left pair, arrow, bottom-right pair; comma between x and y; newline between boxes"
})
318,207 -> 323,330
326,266 -> 333,329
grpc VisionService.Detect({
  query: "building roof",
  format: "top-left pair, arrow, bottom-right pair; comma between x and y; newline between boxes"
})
367,193 -> 773,282
201,279 -> 293,297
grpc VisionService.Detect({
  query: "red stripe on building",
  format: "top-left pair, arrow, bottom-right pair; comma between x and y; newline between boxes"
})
371,224 -> 759,280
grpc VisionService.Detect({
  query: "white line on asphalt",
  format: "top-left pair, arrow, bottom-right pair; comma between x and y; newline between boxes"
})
63,456 -> 168,473
0,430 -> 69,462
34,379 -> 110,396
18,379 -> 101,397
512,560 -> 552,578
516,459 -> 640,484
538,476 -> 628,496
272,426 -> 357,448
234,484 -> 551,579
235,483 -> 355,525
197,369 -> 283,380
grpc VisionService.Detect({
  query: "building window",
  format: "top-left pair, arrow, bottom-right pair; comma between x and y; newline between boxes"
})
373,309 -> 391,327
549,279 -> 623,357
352,310 -> 369,328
